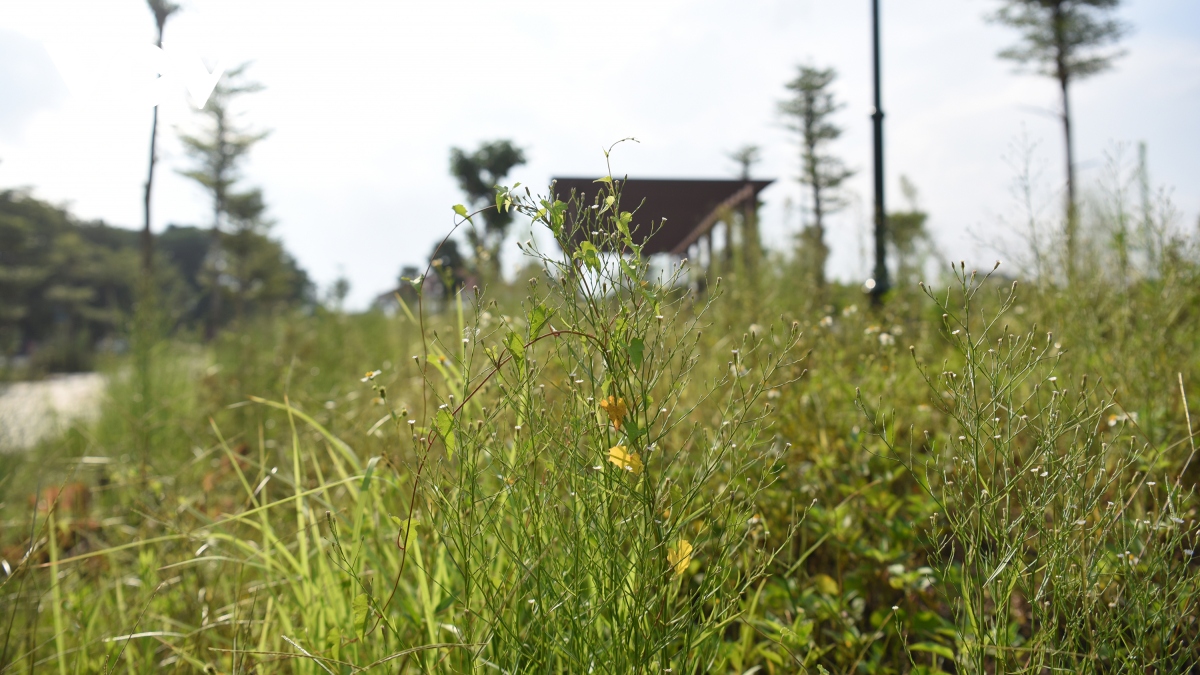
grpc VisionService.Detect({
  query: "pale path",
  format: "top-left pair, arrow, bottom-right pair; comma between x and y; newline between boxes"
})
0,373 -> 107,451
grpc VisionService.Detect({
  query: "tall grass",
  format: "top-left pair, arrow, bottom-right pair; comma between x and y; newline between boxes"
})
2,167 -> 1199,672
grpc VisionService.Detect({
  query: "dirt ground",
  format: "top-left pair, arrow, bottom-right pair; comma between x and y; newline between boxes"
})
0,373 -> 107,451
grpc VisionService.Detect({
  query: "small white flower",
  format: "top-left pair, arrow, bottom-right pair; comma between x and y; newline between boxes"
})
361,369 -> 382,382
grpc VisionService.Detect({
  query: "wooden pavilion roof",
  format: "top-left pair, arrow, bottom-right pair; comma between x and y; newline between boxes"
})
550,178 -> 773,255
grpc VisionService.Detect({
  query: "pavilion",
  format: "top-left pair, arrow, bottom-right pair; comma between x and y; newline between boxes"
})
549,178 -> 773,265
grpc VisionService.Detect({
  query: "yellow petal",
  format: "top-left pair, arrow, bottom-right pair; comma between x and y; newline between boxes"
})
607,445 -> 642,475
599,395 -> 628,429
668,539 -> 693,576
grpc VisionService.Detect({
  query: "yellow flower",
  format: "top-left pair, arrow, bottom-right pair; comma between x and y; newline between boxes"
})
607,445 -> 643,475
668,539 -> 693,576
599,395 -> 628,429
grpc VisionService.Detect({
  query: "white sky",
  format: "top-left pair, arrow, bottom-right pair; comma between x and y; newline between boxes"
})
1,0 -> 1198,308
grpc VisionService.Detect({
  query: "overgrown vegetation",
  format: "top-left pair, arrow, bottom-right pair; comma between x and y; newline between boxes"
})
2,163 -> 1198,673
0,189 -> 311,378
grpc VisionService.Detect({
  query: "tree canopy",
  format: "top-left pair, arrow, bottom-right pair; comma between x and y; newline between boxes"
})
448,140 -> 527,276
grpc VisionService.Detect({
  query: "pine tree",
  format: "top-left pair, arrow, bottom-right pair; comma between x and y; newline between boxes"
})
779,66 -> 855,288
990,0 -> 1127,278
727,145 -> 763,272
177,64 -> 269,333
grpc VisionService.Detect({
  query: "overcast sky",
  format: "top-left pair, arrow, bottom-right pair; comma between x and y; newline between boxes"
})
2,0 -> 1198,307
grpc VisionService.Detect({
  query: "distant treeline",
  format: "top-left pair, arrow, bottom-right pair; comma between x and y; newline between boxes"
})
0,189 -> 311,374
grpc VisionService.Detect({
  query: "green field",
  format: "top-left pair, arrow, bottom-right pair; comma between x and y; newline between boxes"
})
2,185 -> 1198,673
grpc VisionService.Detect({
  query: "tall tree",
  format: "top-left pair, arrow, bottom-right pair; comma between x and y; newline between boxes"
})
727,145 -> 763,272
990,0 -> 1127,277
177,64 -> 268,332
728,145 -> 761,182
449,140 -> 526,278
141,0 -> 180,276
779,66 -> 855,288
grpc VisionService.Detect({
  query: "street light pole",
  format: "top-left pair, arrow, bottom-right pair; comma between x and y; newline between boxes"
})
869,0 -> 890,305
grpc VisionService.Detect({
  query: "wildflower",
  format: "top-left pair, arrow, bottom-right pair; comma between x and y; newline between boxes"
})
819,316 -> 834,328
599,395 -> 629,429
668,539 -> 693,576
879,332 -> 895,346
361,370 -> 382,382
607,445 -> 643,475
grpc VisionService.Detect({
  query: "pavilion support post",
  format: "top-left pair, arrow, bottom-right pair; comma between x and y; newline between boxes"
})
722,221 -> 734,268
742,192 -> 760,274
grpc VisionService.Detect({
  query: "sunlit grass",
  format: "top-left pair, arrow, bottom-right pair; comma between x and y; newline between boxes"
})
2,178 -> 1199,673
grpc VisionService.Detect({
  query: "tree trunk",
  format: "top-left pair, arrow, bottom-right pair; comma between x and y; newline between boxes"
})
142,105 -> 158,276
1060,73 -> 1077,281
1054,5 -> 1077,281
141,22 -> 166,277
207,202 -> 222,339
808,139 -> 827,288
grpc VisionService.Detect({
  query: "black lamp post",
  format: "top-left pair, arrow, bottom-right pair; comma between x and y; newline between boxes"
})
869,0 -> 890,304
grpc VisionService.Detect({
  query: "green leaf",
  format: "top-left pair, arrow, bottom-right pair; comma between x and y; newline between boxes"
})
435,408 -> 456,456
626,337 -> 644,368
352,594 -> 370,638
599,195 -> 615,215
624,414 -> 643,441
390,515 -> 417,548
619,258 -> 639,282
575,241 -> 600,272
484,345 -> 501,366
617,211 -> 633,239
504,331 -> 526,370
360,455 -> 381,491
909,642 -> 956,661
788,618 -> 814,646
452,204 -> 470,222
326,626 -> 342,661
434,592 -> 458,614
545,199 -> 567,237
528,303 -> 553,340
593,176 -> 613,184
